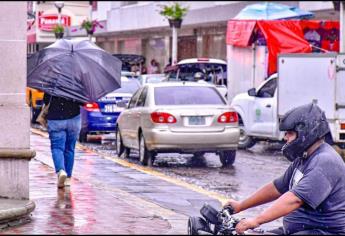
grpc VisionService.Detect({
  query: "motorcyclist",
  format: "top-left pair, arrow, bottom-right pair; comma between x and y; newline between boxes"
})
225,103 -> 345,235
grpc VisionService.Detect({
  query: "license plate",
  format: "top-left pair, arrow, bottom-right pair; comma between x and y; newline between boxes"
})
104,105 -> 124,113
188,116 -> 205,125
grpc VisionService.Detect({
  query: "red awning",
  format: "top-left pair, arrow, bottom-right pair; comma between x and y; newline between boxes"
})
226,20 -> 256,47
257,20 -> 312,75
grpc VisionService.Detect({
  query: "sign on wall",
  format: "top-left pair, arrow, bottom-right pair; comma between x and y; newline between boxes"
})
38,11 -> 71,31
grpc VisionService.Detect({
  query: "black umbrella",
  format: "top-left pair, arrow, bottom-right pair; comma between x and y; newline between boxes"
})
27,39 -> 122,103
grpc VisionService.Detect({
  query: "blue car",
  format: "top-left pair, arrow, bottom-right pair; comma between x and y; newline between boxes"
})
79,76 -> 141,142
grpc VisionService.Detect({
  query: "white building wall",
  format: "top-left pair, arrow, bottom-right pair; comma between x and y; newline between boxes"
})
106,1 -> 301,33
92,1 -> 112,21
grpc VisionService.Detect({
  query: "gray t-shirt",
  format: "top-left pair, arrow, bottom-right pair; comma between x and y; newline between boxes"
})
273,143 -> 345,235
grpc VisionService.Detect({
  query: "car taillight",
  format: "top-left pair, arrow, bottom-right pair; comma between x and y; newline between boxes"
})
341,123 -> 345,130
217,112 -> 238,123
151,112 -> 177,124
84,102 -> 100,112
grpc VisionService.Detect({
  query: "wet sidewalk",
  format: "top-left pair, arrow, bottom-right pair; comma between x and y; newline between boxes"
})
0,130 -> 222,234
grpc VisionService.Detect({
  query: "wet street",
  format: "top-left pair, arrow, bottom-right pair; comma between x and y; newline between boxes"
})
82,133 -> 290,227
84,134 -> 289,200
3,127 -> 290,234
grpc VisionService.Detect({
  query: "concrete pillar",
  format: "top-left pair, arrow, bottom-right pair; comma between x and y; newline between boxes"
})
0,2 -> 35,200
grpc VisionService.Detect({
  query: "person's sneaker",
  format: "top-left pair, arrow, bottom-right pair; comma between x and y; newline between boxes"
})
57,170 -> 67,188
64,177 -> 71,187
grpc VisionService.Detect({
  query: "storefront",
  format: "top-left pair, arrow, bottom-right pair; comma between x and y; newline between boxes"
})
27,1 -> 90,53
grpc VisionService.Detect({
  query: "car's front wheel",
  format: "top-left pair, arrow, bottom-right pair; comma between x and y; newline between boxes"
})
191,152 -> 206,166
219,150 -> 236,167
139,133 -> 155,166
238,124 -> 256,149
116,128 -> 130,158
78,130 -> 88,143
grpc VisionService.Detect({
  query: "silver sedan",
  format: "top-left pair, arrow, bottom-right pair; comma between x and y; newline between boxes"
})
116,82 -> 240,166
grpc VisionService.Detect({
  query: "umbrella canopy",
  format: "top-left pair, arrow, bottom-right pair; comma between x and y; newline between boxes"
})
234,2 -> 314,20
27,39 -> 122,103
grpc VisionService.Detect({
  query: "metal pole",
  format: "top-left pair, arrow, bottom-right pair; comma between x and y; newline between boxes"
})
172,26 -> 178,65
58,8 -> 61,25
89,3 -> 93,41
340,1 -> 345,53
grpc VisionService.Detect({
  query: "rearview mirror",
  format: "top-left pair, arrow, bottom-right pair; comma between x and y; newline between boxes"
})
116,101 -> 127,108
248,88 -> 256,97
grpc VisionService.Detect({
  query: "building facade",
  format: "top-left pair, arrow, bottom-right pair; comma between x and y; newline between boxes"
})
27,1 -> 339,68
92,1 -> 339,71
27,1 -> 90,53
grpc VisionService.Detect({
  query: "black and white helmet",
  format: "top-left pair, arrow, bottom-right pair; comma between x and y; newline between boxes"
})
279,103 -> 330,162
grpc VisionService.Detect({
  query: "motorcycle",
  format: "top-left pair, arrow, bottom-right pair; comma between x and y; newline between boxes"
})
188,203 -> 272,235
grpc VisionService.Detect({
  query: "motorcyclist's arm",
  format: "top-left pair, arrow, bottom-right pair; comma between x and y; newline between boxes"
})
235,191 -> 303,234
254,191 -> 303,225
225,182 -> 281,213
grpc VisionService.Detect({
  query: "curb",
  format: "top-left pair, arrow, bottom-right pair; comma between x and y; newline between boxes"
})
0,199 -> 35,230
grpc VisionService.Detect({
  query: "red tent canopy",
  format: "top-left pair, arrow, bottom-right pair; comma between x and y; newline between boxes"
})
226,20 -> 339,75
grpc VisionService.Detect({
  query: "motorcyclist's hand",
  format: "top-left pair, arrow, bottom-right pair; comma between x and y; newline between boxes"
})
235,218 -> 260,235
223,199 -> 241,214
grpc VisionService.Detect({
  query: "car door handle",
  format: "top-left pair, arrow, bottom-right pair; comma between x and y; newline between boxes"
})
266,104 -> 271,108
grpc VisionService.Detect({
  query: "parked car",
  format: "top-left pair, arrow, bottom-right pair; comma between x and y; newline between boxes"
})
139,74 -> 166,86
79,76 -> 141,142
26,53 -> 45,123
112,54 -> 145,73
116,81 -> 240,167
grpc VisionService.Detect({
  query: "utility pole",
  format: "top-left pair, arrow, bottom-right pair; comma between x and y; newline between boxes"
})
340,1 -> 345,52
172,26 -> 178,65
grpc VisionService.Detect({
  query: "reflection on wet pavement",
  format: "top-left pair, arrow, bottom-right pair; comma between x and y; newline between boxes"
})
82,138 -> 290,230
1,158 -> 171,234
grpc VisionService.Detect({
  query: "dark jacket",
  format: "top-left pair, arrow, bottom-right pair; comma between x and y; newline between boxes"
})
43,94 -> 84,120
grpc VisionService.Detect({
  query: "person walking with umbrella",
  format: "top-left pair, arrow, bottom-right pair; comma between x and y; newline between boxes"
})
43,94 -> 83,188
27,39 -> 122,188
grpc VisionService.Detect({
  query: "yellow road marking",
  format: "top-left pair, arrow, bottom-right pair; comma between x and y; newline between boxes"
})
30,128 -> 228,205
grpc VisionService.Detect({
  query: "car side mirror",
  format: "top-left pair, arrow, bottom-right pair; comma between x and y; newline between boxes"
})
248,88 -> 256,97
117,101 -> 127,108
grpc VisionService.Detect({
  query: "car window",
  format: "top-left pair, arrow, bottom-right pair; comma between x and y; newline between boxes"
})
154,86 -> 225,105
115,79 -> 141,94
136,87 -> 148,107
128,88 -> 142,109
257,78 -> 277,98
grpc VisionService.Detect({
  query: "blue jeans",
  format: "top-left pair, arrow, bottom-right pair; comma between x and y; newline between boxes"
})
47,115 -> 81,177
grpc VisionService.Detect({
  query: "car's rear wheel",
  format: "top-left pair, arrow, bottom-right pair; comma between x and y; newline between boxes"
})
139,133 -> 154,166
29,96 -> 39,124
219,150 -> 236,167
